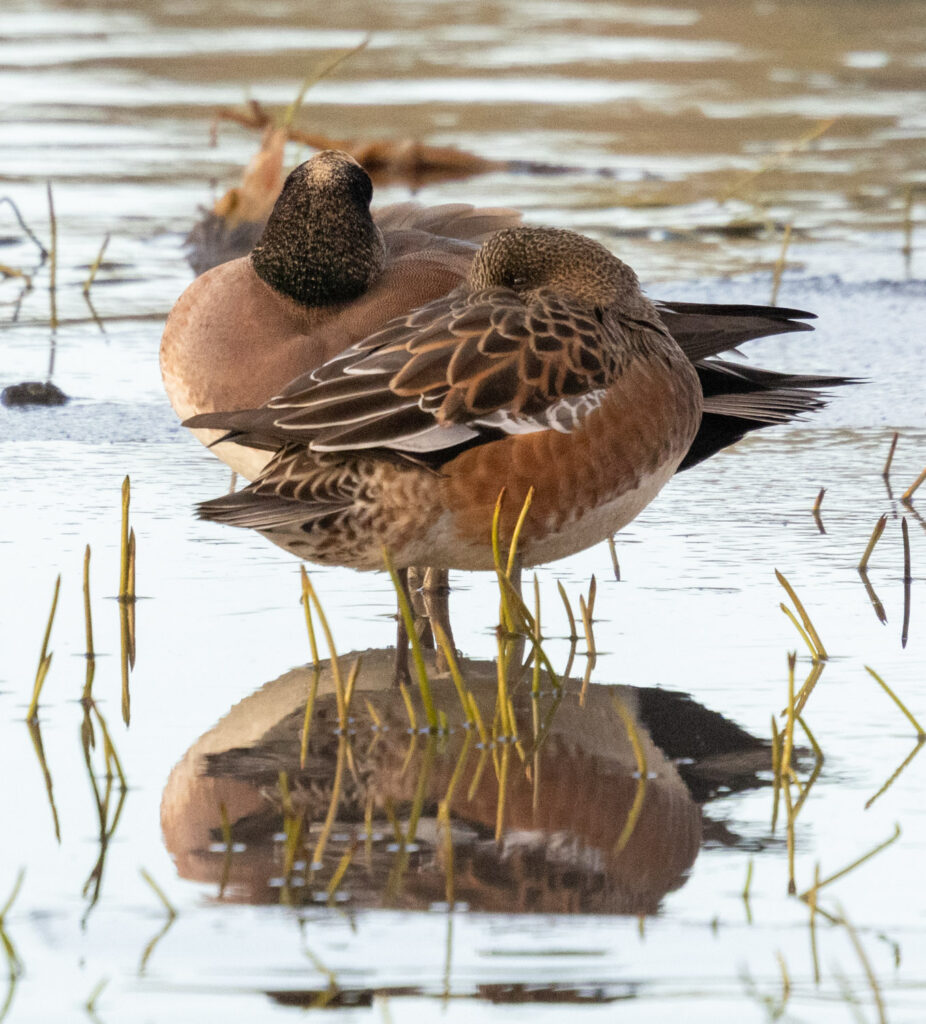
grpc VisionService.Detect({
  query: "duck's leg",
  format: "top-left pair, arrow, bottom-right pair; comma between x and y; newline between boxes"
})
393,568 -> 413,687
421,568 -> 453,672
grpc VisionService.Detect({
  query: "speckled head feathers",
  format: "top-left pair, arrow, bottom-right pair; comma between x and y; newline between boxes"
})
250,150 -> 385,309
469,226 -> 656,319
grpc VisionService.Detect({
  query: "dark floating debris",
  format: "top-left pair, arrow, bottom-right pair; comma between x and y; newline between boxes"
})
1,380 -> 69,407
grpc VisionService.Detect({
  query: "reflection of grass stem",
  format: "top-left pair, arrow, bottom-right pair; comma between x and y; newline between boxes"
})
611,694 -> 647,854
218,802 -> 232,898
901,517 -> 911,649
607,535 -> 621,580
326,839 -> 357,905
865,738 -> 925,810
26,720 -> 61,842
742,858 -> 754,923
807,863 -> 821,984
27,574 -> 61,723
864,665 -> 924,737
46,183 -> 57,331
82,234 -> 110,296
837,905 -> 887,1024
301,573 -> 345,724
799,825 -> 901,901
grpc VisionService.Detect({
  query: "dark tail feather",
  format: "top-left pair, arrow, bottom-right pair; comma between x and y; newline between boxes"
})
196,488 -> 345,531
658,300 -> 816,363
678,359 -> 857,472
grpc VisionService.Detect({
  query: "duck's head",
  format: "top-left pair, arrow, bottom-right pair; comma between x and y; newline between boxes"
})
469,226 -> 657,322
251,150 -> 386,308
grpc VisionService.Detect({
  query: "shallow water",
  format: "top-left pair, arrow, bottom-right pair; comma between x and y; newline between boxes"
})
2,1 -> 926,1021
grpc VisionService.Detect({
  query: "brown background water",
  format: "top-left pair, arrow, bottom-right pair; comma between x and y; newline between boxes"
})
1,1 -> 925,1020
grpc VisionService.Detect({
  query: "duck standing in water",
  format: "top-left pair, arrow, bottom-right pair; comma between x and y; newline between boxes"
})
167,150 -> 847,672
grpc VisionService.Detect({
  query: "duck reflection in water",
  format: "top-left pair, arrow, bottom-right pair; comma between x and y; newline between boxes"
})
162,650 -> 771,915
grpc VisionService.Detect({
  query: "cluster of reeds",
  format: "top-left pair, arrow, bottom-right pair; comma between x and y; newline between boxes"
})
213,489 -> 618,911
22,480 -> 137,930
0,186 -> 111,336
765,434 -> 924,1020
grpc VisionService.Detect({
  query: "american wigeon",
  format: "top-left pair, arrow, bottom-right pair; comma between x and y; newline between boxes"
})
185,225 -> 847,577
161,150 -> 523,479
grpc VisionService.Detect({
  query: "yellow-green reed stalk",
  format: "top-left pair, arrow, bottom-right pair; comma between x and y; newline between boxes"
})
277,771 -> 304,896
859,514 -> 887,572
557,580 -> 579,642
531,574 -> 542,695
811,488 -> 825,515
82,233 -> 109,296
363,793 -> 374,867
783,775 -> 796,895
118,476 -> 131,600
780,653 -> 797,783
901,466 -> 926,504
433,622 -> 474,725
865,737 -> 925,810
780,604 -> 817,660
301,572 -> 346,727
494,733 -> 511,843
46,182 -> 57,331
299,668 -> 321,771
798,825 -> 901,903
27,574 -> 61,722
578,579 -> 598,706
901,517 -> 911,648
299,565 -> 320,669
864,665 -> 925,738
770,222 -> 793,305
311,735 -> 347,871
218,802 -> 232,899
385,737 -> 437,903
837,905 -> 888,1024
282,37 -> 370,126
438,728 -> 475,906
882,432 -> 899,478
383,548 -> 437,731
776,570 -> 827,660
612,694 -> 647,855
326,838 -> 357,905
82,546 -> 95,702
